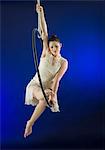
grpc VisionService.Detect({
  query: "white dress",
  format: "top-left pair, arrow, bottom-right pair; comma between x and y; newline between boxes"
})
25,50 -> 65,112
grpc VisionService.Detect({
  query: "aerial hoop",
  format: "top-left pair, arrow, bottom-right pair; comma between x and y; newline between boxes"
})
32,1 -> 53,108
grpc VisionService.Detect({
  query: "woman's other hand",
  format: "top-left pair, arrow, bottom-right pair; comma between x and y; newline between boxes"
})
45,89 -> 56,106
48,90 -> 56,106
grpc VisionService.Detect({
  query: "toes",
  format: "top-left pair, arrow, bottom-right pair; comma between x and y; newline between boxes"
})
24,129 -> 28,138
24,130 -> 32,138
27,130 -> 32,137
24,127 -> 32,138
24,132 -> 27,138
24,121 -> 32,138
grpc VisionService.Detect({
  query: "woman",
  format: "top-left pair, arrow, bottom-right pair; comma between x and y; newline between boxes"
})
24,3 -> 68,138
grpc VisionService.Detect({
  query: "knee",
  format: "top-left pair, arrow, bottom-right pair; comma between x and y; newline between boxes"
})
39,99 -> 47,106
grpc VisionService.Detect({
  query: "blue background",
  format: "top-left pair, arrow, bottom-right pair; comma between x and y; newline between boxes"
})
1,0 -> 105,149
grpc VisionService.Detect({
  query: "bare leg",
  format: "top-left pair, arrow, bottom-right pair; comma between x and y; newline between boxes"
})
24,100 -> 47,138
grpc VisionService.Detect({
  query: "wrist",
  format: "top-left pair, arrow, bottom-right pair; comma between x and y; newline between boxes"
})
49,88 -> 56,94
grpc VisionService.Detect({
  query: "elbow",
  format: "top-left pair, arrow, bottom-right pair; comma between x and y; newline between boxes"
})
41,26 -> 48,36
41,32 -> 48,40
42,31 -> 48,37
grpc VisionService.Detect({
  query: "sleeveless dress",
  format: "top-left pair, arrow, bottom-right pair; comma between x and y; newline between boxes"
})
25,50 -> 65,112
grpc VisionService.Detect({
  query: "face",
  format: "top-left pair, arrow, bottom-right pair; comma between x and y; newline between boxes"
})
49,41 -> 62,57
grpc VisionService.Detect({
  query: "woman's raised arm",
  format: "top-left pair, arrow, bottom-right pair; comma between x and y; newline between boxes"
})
36,4 -> 49,56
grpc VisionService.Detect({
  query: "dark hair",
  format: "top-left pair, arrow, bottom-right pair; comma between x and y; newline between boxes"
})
48,34 -> 61,44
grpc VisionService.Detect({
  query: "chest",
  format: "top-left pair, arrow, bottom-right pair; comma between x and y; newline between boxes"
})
40,55 -> 61,75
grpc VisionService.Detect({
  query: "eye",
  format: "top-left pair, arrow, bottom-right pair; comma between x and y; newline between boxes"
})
55,46 -> 58,48
51,46 -> 53,48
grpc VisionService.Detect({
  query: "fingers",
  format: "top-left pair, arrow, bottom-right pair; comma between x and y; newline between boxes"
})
48,99 -> 56,106
51,91 -> 55,96
45,89 -> 55,95
49,100 -> 53,106
36,4 -> 43,13
45,89 -> 55,102
44,89 -> 56,106
45,89 -> 52,95
36,4 -> 39,13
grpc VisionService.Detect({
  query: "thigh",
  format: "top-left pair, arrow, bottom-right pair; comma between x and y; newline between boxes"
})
34,87 -> 53,100
28,84 -> 44,100
26,79 -> 41,98
27,79 -> 52,101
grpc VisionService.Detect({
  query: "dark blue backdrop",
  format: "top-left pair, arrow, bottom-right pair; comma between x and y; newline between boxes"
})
1,0 -> 105,149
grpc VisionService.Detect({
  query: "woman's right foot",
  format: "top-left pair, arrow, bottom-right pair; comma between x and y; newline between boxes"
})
24,120 -> 33,138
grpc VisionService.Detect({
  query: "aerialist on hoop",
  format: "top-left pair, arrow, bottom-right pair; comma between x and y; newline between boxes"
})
24,1 -> 68,138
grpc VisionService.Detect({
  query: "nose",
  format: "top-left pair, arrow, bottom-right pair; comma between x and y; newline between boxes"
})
53,48 -> 56,52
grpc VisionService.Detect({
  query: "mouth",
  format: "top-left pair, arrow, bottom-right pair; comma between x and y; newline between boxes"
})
53,51 -> 57,54
51,52 -> 56,57
52,53 -> 56,56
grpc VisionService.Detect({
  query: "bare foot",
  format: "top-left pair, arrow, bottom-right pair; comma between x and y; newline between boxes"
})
24,120 -> 33,138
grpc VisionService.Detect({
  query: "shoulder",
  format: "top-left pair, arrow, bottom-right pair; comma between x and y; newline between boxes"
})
59,57 -> 68,71
60,57 -> 68,66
